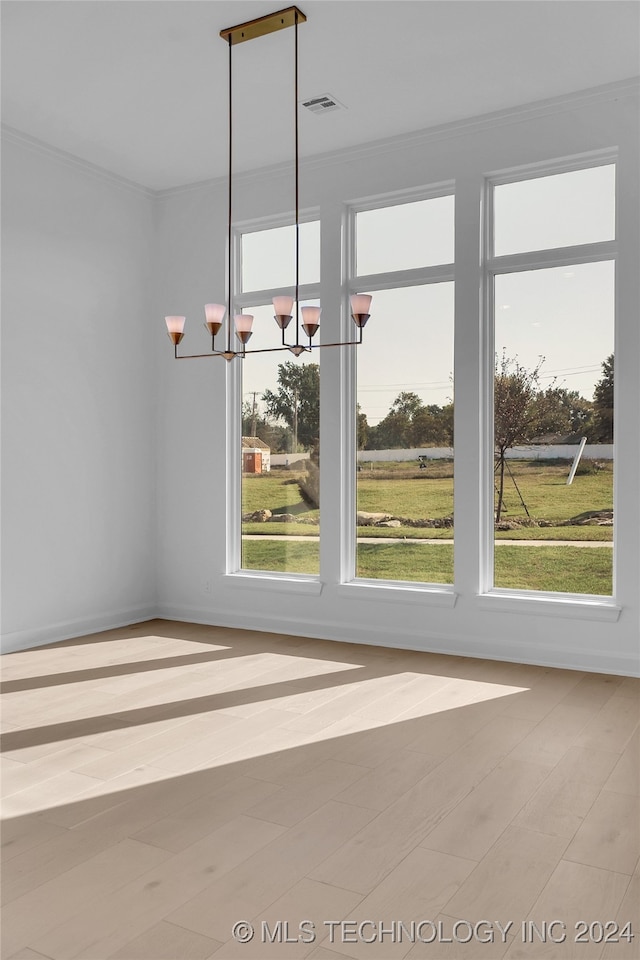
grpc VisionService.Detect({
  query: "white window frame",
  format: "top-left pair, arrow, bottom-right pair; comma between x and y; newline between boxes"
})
479,150 -> 621,618
225,210 -> 322,590
338,183 -> 458,603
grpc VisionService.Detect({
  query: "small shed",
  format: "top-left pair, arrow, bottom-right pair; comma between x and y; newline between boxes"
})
242,436 -> 271,474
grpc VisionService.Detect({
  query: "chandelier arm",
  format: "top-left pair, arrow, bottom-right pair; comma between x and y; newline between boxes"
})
175,350 -> 238,360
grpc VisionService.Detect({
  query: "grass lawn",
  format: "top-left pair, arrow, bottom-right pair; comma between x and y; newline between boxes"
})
244,462 -> 612,527
244,522 -> 319,537
353,525 -> 612,541
241,539 -> 613,595
242,539 -> 320,574
494,545 -> 612,594
357,461 -> 612,523
242,460 -> 614,594
357,477 -> 453,518
242,471 -> 319,521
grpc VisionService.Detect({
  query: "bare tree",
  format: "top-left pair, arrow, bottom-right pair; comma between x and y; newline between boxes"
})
494,351 -> 564,522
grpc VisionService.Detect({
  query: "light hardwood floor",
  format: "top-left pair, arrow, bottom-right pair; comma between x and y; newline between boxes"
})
1,620 -> 638,960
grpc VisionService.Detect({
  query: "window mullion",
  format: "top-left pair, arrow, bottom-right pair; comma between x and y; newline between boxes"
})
488,240 -> 617,275
351,264 -> 455,292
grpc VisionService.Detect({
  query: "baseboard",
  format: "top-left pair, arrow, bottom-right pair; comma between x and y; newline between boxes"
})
0,604 -> 158,654
156,602 -> 640,678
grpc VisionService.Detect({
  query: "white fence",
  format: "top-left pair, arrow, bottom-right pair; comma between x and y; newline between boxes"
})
271,445 -> 613,466
357,445 -> 612,462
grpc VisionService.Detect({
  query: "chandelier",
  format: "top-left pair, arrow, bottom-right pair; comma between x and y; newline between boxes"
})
165,5 -> 372,362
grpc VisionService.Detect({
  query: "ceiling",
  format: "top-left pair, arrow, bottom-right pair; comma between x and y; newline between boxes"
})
2,1 -> 639,191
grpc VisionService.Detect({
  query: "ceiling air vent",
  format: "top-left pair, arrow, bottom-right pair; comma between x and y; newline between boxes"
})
301,94 -> 345,115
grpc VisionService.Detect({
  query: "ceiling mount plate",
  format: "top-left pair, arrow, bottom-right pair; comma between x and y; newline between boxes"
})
220,6 -> 306,45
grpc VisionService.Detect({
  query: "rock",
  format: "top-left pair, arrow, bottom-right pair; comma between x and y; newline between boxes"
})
376,519 -> 401,528
268,513 -> 296,522
357,512 -> 392,525
243,509 -> 272,522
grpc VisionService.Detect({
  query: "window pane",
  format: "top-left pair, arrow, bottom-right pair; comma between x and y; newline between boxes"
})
356,283 -> 454,584
493,261 -> 614,595
494,165 -> 615,256
356,196 -> 454,275
242,221 -> 320,292
241,304 -> 319,575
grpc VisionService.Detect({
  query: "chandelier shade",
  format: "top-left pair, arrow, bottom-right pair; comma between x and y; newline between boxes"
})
165,6 -> 372,363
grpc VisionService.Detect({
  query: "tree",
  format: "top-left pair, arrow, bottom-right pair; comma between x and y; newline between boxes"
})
592,354 -> 614,443
411,404 -> 454,447
494,351 -> 565,522
390,392 -> 424,419
365,393 -> 454,450
262,361 -> 320,451
356,405 -> 369,451
535,387 -> 593,437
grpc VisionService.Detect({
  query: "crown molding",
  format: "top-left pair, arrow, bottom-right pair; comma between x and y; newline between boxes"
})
4,76 -> 639,201
1,124 -> 155,199
156,76 -> 640,199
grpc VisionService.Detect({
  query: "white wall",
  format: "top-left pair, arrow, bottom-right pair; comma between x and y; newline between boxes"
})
155,84 -> 640,676
1,134 -> 157,651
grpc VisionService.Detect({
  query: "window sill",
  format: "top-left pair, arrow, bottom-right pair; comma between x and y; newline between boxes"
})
477,589 -> 621,622
225,571 -> 324,596
337,579 -> 457,607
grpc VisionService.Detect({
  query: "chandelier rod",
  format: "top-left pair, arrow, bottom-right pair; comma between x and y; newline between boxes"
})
227,34 -> 233,355
294,8 -> 300,348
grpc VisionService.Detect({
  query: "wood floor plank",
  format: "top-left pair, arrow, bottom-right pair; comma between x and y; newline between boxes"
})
506,860 -> 630,958
29,815 -> 286,959
2,838 -> 170,958
601,875 -> 639,959
212,877 -> 362,959
107,920 -> 222,959
165,801 -> 376,943
421,758 -> 550,861
442,826 -> 568,925
572,695 -> 638,755
513,746 -> 619,841
5,949 -> 54,960
508,702 -> 594,767
309,716 -> 535,895
563,790 -> 640,875
1,770 -> 105,818
317,848 -> 477,960
246,759 -> 369,826
0,815 -> 67,865
334,748 -> 436,813
406,913 -> 514,959
604,728 -> 640,796
130,775 -> 283,851
2,744 -> 112,798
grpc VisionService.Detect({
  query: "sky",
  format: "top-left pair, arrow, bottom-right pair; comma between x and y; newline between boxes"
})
239,164 -> 615,426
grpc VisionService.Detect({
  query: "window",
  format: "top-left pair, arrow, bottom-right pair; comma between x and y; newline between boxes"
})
356,195 -> 455,275
489,162 -> 616,597
241,221 -> 320,291
353,193 -> 455,585
493,164 -> 615,256
237,221 -> 320,576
